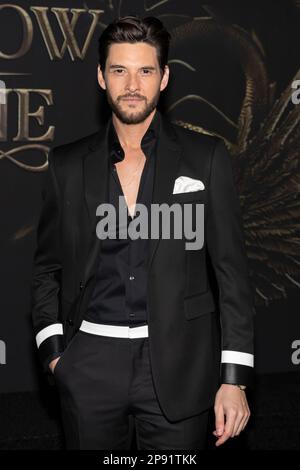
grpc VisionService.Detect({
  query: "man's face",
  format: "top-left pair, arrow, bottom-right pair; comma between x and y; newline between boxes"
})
97,42 -> 169,124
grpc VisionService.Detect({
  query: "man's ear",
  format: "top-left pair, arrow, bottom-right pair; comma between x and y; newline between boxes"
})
97,65 -> 106,90
160,65 -> 169,92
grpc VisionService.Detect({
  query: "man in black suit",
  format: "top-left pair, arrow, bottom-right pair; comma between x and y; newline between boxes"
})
31,15 -> 255,450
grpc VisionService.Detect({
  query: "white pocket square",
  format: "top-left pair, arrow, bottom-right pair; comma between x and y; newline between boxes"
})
172,176 -> 205,194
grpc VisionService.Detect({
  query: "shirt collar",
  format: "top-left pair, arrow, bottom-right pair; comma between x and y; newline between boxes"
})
108,108 -> 161,164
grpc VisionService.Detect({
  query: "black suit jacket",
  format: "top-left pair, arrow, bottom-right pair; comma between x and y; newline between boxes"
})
31,111 -> 255,421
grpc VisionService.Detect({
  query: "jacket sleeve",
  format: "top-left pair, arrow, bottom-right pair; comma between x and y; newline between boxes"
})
206,138 -> 256,387
31,147 -> 65,376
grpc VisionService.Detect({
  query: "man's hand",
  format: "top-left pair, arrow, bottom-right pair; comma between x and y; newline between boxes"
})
49,356 -> 61,374
213,383 -> 250,447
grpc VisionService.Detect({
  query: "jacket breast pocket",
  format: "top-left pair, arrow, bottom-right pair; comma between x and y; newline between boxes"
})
184,289 -> 216,320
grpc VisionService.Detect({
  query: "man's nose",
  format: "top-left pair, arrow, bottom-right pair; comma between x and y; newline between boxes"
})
125,73 -> 140,92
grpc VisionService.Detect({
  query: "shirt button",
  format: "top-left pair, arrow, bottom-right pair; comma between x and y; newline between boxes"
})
129,275 -> 135,280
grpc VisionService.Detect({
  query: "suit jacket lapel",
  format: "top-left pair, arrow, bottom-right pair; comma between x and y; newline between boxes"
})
148,113 -> 182,271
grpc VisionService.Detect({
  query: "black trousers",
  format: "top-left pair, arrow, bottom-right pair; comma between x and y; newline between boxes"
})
53,330 -> 210,450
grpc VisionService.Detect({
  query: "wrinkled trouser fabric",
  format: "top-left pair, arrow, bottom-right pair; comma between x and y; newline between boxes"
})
54,330 -> 209,450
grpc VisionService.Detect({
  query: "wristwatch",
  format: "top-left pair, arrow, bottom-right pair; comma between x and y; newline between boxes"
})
235,384 -> 247,390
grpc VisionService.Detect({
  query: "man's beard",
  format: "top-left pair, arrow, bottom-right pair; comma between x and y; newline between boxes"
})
106,88 -> 160,124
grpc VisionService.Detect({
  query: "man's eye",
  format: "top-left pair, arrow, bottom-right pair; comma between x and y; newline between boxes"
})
114,69 -> 124,74
141,69 -> 151,74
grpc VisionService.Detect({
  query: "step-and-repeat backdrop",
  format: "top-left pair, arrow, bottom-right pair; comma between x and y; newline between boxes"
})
0,0 -> 299,392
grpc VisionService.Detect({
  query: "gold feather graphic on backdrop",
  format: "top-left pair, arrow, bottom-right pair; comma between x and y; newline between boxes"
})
168,17 -> 300,306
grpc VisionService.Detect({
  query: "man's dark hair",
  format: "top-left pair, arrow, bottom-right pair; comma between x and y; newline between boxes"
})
98,15 -> 171,74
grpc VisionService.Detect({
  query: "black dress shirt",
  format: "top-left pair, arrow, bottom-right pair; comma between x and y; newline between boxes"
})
83,109 -> 161,326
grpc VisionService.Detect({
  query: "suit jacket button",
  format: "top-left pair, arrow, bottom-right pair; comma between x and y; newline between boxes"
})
67,318 -> 74,325
79,281 -> 84,290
